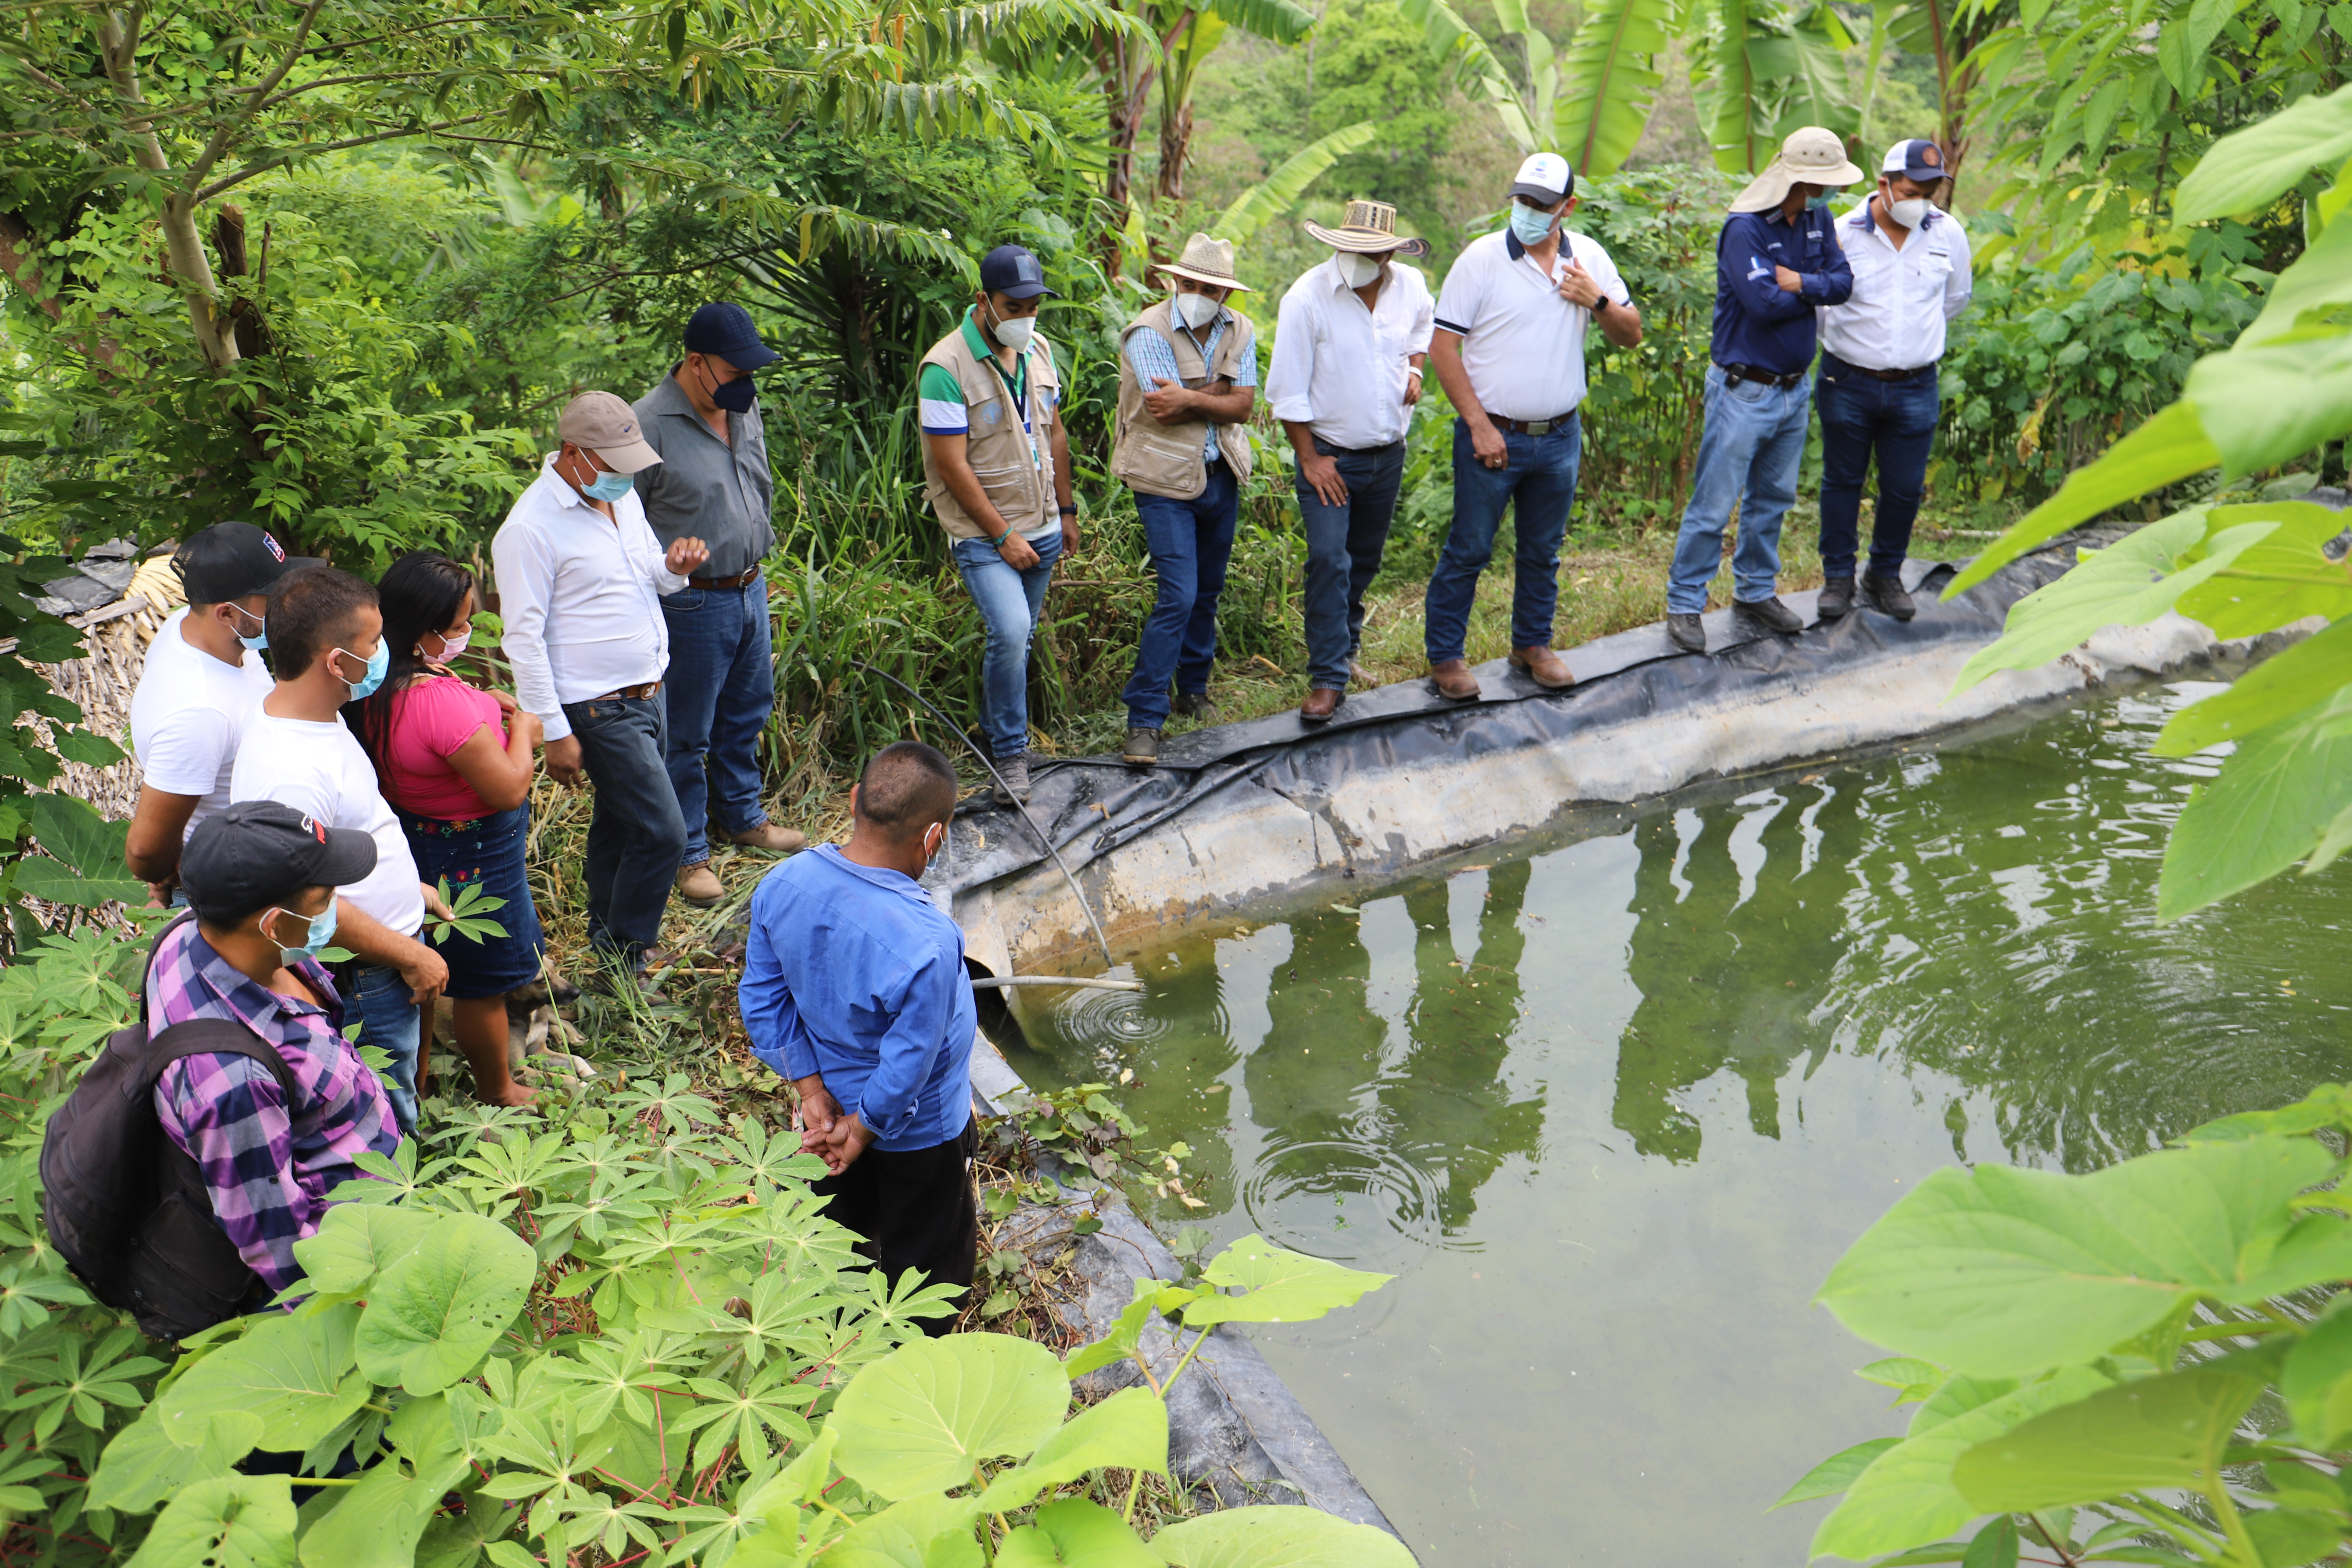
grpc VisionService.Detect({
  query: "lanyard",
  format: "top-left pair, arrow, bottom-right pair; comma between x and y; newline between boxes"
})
984,346 -> 1045,475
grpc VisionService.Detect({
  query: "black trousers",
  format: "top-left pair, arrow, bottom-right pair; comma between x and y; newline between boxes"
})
813,1116 -> 979,1335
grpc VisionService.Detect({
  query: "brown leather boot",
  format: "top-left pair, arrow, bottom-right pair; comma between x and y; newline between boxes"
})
722,821 -> 808,853
1300,687 -> 1344,723
1508,645 -> 1575,689
1428,659 -> 1481,700
675,862 -> 723,907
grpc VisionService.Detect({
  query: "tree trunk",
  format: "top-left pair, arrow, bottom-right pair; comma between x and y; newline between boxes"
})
1099,31 -> 1153,277
1156,97 -> 1194,204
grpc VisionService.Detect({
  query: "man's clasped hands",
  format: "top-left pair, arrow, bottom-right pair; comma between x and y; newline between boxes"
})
790,1074 -> 871,1176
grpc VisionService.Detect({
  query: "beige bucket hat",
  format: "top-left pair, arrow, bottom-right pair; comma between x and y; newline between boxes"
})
1303,200 -> 1432,259
1153,232 -> 1251,291
1729,127 -> 1867,214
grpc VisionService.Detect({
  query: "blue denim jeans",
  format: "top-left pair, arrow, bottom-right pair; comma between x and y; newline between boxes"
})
562,690 -> 687,960
1424,414 -> 1581,663
951,527 -> 1064,760
399,805 -> 545,999
1295,439 -> 1405,691
1667,366 -> 1813,615
660,576 -> 774,867
350,962 -> 423,1134
1816,353 -> 1940,580
1124,464 -> 1240,730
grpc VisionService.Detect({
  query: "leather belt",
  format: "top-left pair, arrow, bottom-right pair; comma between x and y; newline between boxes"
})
1717,363 -> 1808,390
687,567 -> 761,590
1491,411 -> 1579,436
1844,361 -> 1937,381
591,681 -> 662,701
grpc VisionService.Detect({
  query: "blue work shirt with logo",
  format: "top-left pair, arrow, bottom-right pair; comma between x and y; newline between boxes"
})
1709,205 -> 1854,376
739,846 -> 976,1152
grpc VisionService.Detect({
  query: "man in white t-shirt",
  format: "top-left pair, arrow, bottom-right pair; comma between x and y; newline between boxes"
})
1424,153 -> 1643,701
125,522 -> 316,901
231,565 -> 449,1133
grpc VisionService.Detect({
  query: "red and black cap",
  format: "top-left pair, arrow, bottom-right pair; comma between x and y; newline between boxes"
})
174,522 -> 321,605
181,800 -> 377,925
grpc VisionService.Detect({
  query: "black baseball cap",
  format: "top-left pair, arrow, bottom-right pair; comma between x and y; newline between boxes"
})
181,801 -> 377,925
174,522 -> 320,605
683,301 -> 779,371
978,244 -> 1055,302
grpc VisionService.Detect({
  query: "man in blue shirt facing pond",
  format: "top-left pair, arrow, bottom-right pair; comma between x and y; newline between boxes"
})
1665,127 -> 1860,654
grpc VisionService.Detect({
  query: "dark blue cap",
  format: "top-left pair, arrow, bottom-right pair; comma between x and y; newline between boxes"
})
1881,138 -> 1948,185
683,301 -> 779,371
978,244 -> 1054,301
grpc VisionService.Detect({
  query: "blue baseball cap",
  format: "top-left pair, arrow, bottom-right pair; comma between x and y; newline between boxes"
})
683,301 -> 779,371
1882,139 -> 1948,185
978,244 -> 1055,301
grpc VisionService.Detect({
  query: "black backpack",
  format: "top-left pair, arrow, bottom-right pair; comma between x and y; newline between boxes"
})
40,913 -> 299,1341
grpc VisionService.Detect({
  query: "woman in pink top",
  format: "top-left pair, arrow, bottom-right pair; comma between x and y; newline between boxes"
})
349,552 -> 544,1108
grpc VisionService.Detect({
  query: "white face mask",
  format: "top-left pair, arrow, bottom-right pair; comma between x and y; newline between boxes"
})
1886,194 -> 1933,230
1338,252 -> 1385,288
1174,290 -> 1222,329
986,302 -> 1034,352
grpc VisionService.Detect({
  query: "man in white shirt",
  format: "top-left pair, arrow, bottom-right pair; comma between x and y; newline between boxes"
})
124,522 -> 315,901
1425,153 -> 1643,700
1267,199 -> 1435,723
231,565 -> 449,1133
493,392 -> 708,978
1815,139 -> 1974,623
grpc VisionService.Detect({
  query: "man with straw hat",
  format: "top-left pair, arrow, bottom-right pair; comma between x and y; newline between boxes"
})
1113,233 -> 1260,767
1266,199 -> 1435,723
1663,127 -> 1859,655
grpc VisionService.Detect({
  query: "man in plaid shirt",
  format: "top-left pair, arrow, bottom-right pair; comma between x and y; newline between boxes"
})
154,802 -> 403,1295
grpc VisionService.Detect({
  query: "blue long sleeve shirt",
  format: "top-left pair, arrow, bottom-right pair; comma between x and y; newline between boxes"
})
738,846 -> 976,1152
1710,207 -> 1854,376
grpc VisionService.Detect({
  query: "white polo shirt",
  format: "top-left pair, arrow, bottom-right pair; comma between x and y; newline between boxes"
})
1818,203 -> 1973,371
1432,228 -> 1631,422
1265,256 -> 1436,449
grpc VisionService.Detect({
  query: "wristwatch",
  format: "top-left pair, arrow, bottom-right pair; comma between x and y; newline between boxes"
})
1592,295 -> 1612,314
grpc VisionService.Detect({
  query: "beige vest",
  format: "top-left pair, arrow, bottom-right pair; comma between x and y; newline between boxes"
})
919,320 -> 1062,541
1112,298 -> 1255,500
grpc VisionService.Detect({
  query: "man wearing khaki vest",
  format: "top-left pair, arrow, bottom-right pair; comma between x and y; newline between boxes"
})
917,243 -> 1077,805
1112,233 -> 1259,768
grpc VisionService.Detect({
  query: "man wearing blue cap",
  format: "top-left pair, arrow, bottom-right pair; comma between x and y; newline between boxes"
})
634,302 -> 807,912
1814,139 -> 1973,623
917,244 -> 1076,804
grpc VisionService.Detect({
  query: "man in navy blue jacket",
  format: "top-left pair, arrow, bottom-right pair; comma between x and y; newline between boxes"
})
1665,128 -> 1861,654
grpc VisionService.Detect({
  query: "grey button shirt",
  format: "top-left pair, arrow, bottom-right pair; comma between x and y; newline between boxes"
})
630,370 -> 777,579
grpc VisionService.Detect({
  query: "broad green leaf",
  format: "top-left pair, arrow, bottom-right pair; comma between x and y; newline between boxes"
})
292,1204 -> 440,1296
2158,703 -> 2352,918
1816,1136 -> 2336,1374
1212,123 -> 1380,244
1181,1235 -> 1392,1327
1858,1359 -> 1945,1392
829,1334 -> 1069,1501
1811,1367 -> 2112,1561
1148,1505 -> 1419,1568
126,1473 -> 297,1568
1770,1436 -> 1901,1508
2177,80 -> 2352,222
1961,1514 -> 2019,1568
2176,504 -> 2352,635
2154,617 -> 2352,755
19,793 -> 145,906
2281,1306 -> 2352,1446
89,1408 -> 262,1513
2187,333 -> 2352,479
2262,1459 -> 2347,1512
2184,1083 -> 2352,1142
1553,0 -> 1677,175
158,1305 -> 371,1453
1066,1279 -> 1162,1379
298,1438 -> 473,1568
975,1387 -> 1170,1513
2241,1506 -> 2346,1568
825,1493 -> 985,1568
354,1211 -> 535,1394
1953,1364 -> 2270,1509
1200,0 -> 1314,43
1909,1375 -> 2023,1436
2242,207 -> 2352,345
1000,1499 -> 1159,1568
1946,404 -> 2221,594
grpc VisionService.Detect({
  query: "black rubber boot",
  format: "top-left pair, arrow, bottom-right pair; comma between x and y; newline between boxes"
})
1818,576 -> 1855,620
1864,571 -> 1916,621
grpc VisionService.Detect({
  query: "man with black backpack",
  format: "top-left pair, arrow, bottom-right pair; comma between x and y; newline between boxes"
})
43,802 -> 402,1337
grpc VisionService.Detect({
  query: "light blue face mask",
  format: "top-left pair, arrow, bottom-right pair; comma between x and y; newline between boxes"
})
1508,202 -> 1559,246
267,896 -> 337,966
228,603 -> 268,653
584,469 -> 635,502
336,640 -> 391,701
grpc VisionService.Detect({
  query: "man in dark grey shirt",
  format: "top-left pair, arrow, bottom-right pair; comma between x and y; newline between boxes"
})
633,302 -> 807,909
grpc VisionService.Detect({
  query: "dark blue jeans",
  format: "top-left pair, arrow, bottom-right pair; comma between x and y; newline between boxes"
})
951,527 -> 1063,759
1294,439 -> 1405,691
1816,353 -> 1940,580
1123,463 -> 1240,730
349,962 -> 421,1135
563,691 -> 687,960
1424,414 -> 1581,663
660,576 -> 774,868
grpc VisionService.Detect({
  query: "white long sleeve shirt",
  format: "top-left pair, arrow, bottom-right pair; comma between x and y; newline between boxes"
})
491,457 -> 686,743
1266,257 -> 1436,449
1817,203 -> 1973,371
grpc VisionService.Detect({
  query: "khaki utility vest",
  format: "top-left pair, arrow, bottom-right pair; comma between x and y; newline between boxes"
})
1112,298 -> 1255,500
919,321 -> 1062,541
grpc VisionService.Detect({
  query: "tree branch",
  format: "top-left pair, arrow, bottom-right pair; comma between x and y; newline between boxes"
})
180,0 -> 328,198
193,113 -> 498,201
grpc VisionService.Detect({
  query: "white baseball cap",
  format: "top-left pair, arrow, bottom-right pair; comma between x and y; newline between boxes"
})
1508,152 -> 1574,206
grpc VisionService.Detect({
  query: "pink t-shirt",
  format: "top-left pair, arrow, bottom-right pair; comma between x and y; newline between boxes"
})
384,676 -> 506,821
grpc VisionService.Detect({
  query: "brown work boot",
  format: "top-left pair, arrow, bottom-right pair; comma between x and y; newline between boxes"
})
1508,645 -> 1575,689
675,861 -> 723,907
1121,727 -> 1161,766
722,821 -> 807,853
1300,687 -> 1344,724
1428,659 -> 1481,701
1349,659 -> 1375,688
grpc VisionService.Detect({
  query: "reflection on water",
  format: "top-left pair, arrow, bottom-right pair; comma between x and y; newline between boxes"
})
1002,685 -> 2352,1565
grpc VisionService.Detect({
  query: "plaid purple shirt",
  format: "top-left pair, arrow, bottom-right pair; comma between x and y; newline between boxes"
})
145,919 -> 402,1292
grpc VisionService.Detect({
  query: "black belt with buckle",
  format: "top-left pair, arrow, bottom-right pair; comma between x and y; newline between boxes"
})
1717,363 -> 1808,390
1492,410 -> 1579,436
1842,360 -> 1938,381
688,566 -> 761,590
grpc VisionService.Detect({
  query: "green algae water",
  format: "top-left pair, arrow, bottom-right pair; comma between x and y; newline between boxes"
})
997,680 -> 2352,1566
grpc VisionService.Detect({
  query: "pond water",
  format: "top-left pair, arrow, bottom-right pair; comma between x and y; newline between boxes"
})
998,680 -> 2352,1566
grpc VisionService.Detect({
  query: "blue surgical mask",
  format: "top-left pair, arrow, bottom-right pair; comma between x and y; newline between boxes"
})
1508,203 -> 1559,246
266,897 -> 337,966
228,603 -> 267,653
583,469 -> 635,502
336,640 -> 390,701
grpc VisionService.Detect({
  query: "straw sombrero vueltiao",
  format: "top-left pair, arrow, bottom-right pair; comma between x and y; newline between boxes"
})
1729,127 -> 1867,214
1302,200 -> 1432,259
